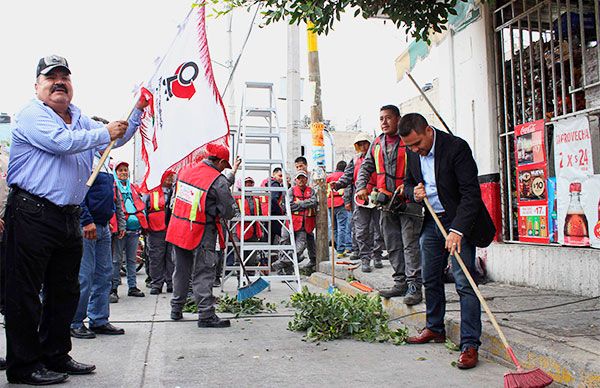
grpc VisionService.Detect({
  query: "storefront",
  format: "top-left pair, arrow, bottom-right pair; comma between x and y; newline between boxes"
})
493,0 -> 600,249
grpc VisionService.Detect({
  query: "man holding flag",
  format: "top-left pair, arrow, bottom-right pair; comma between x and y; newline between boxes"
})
5,55 -> 147,385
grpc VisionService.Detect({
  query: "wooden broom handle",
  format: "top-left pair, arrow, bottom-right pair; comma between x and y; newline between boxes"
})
329,189 -> 335,285
423,197 -> 516,358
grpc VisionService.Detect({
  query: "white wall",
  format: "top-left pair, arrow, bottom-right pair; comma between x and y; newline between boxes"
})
395,6 -> 499,176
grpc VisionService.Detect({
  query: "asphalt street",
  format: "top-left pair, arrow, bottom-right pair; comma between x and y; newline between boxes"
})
0,274 -> 509,387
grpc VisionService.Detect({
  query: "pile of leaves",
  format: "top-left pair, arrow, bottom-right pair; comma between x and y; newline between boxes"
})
288,286 -> 408,344
183,295 -> 277,317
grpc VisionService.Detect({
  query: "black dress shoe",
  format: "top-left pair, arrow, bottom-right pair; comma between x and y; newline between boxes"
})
90,323 -> 125,335
47,359 -> 96,375
171,310 -> 183,321
0,357 -> 6,371
70,325 -> 96,339
149,288 -> 161,295
198,315 -> 231,328
128,287 -> 145,297
8,367 -> 68,385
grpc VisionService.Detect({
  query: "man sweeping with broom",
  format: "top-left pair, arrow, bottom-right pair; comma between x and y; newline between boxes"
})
166,144 -> 238,328
398,113 -> 553,388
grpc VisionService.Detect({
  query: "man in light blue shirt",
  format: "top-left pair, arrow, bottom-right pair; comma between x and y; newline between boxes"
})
4,55 -> 147,385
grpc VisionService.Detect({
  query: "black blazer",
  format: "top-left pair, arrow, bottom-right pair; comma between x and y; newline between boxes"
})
404,129 -> 495,247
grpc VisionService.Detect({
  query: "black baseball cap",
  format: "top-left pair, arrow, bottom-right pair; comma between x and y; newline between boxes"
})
36,55 -> 71,77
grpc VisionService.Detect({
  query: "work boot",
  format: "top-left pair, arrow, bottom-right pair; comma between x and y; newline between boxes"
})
198,315 -> 231,328
170,310 -> 183,321
336,252 -> 345,259
379,283 -> 408,298
403,283 -> 423,306
373,258 -> 383,269
109,290 -> 119,303
347,251 -> 358,261
361,259 -> 372,273
128,287 -> 145,297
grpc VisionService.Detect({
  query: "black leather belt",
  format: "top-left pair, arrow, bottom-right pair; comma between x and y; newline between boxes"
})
11,186 -> 81,215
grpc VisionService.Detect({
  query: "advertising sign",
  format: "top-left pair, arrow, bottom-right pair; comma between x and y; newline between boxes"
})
553,114 -> 599,248
515,120 -> 550,243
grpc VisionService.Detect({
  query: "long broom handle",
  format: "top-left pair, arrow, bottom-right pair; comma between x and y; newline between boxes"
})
329,189 -> 335,286
221,220 -> 252,284
86,107 -> 136,187
423,197 -> 522,369
406,72 -> 454,136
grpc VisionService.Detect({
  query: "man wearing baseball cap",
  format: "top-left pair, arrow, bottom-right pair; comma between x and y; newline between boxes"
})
4,55 -> 148,385
166,143 -> 238,327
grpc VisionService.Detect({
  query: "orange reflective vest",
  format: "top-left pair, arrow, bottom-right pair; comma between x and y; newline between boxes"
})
326,171 -> 345,208
371,135 -> 406,195
165,163 -> 221,251
147,188 -> 168,232
354,154 -> 376,194
291,185 -> 316,233
234,196 -> 263,241
110,183 -> 148,232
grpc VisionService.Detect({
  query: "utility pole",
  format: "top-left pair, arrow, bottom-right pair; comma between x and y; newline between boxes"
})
306,21 -> 328,268
226,10 -> 236,125
286,24 -> 301,174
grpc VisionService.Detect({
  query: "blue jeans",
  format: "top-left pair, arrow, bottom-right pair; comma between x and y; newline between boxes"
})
72,223 -> 112,328
334,206 -> 352,252
420,215 -> 481,351
112,231 -> 140,290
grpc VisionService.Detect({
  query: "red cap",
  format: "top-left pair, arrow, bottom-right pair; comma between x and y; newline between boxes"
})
569,182 -> 582,192
206,143 -> 231,168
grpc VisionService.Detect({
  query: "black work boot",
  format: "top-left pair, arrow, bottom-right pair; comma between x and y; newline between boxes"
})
198,315 -> 231,328
373,258 -> 383,269
361,258 -> 372,273
403,283 -> 423,306
379,283 -> 408,298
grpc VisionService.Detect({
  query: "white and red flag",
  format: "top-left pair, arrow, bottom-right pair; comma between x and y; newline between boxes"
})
136,4 -> 229,192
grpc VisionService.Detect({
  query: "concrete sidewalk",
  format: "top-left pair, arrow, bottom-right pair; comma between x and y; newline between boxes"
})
309,260 -> 600,387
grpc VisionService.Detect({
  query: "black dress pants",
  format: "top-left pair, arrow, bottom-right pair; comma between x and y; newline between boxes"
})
4,189 -> 82,378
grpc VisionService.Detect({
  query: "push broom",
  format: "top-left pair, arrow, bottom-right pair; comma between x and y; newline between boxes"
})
222,221 -> 269,301
328,190 -> 336,294
423,197 -> 552,388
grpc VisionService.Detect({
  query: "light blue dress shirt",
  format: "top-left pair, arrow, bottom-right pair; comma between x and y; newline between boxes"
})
8,99 -> 142,206
419,130 -> 445,213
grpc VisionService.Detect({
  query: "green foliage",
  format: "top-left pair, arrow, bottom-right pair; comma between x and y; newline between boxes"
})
211,0 -> 481,42
445,338 -> 460,352
183,294 -> 277,317
288,286 -> 408,344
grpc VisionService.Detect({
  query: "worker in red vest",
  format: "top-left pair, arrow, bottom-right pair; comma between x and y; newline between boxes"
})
331,132 -> 385,271
166,144 -> 238,328
235,176 -> 263,242
326,161 -> 352,258
145,170 -> 176,295
272,170 -> 317,274
356,105 -> 424,306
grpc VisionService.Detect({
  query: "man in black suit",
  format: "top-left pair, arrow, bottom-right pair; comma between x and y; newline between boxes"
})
398,113 -> 495,370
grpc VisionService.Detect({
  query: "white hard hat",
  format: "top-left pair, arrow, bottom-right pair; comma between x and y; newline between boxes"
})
353,132 -> 372,145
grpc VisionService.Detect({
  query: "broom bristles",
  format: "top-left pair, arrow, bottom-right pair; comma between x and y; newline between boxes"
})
237,277 -> 270,301
504,368 -> 553,388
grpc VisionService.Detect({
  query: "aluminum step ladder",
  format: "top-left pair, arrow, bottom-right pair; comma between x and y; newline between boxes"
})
221,81 -> 301,291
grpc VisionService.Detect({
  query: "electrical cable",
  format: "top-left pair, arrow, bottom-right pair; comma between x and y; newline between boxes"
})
221,4 -> 261,96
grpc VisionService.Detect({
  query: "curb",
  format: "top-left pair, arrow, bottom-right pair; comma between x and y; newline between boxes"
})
308,270 -> 600,388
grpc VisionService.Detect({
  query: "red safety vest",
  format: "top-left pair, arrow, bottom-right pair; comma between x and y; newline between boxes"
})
147,187 -> 168,232
326,171 -> 345,208
290,185 -> 316,233
234,196 -> 263,241
165,163 -> 221,251
259,179 -> 284,215
371,135 -> 406,195
110,183 -> 148,232
354,154 -> 377,194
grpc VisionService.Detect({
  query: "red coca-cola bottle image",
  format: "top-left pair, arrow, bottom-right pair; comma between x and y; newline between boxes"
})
564,182 -> 590,246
